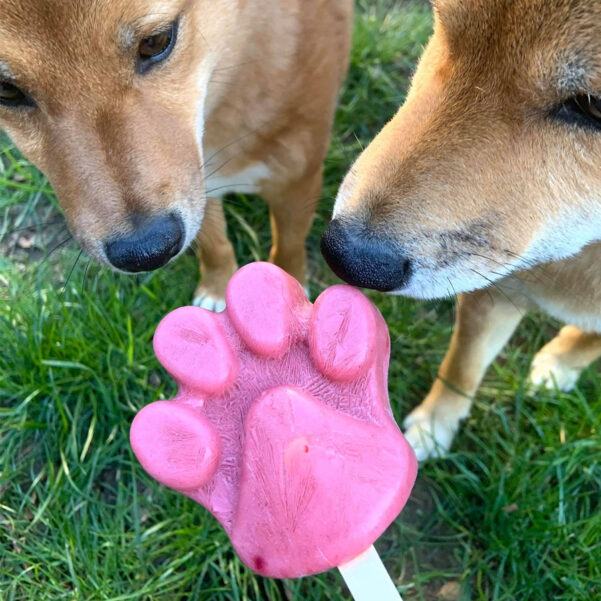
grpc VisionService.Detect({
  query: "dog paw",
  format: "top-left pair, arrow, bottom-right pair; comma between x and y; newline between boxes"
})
403,409 -> 457,462
528,352 -> 580,392
131,262 -> 417,578
192,286 -> 226,312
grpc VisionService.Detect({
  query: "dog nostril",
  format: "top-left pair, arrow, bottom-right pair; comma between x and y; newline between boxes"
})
104,212 -> 184,273
321,219 -> 411,292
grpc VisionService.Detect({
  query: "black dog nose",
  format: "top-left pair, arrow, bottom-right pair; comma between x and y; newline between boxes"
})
321,219 -> 411,292
104,213 -> 184,273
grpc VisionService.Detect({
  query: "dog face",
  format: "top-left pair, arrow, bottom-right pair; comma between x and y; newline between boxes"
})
0,0 -> 238,271
323,0 -> 601,299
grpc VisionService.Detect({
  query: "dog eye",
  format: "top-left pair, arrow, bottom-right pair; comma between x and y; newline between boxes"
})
137,20 -> 179,74
555,95 -> 601,130
0,81 -> 34,108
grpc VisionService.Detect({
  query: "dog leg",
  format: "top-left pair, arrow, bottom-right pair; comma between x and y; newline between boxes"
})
193,198 -> 238,311
528,326 -> 601,392
262,169 -> 322,292
404,289 -> 525,461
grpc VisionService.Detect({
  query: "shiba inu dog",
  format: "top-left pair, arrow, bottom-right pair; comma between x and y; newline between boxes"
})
0,0 -> 352,310
322,0 -> 601,459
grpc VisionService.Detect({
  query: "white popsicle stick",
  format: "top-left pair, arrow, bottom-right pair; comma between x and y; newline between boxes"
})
338,545 -> 404,601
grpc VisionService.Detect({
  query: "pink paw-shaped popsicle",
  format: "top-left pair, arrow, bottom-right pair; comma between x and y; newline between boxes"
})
130,263 -> 417,579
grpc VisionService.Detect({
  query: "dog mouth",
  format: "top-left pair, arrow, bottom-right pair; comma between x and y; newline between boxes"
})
384,247 -> 528,300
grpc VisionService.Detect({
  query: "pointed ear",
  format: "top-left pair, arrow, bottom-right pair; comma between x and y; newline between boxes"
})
153,307 -> 237,395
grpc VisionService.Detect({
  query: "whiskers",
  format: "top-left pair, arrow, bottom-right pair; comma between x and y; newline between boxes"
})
466,247 -> 559,289
60,249 -> 83,296
40,232 -> 74,266
1,217 -> 66,239
468,267 -> 528,315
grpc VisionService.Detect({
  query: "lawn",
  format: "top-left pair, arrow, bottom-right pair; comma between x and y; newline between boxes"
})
1,1 -> 601,600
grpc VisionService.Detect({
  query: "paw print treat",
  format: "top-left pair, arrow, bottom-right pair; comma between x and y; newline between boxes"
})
130,262 -> 417,580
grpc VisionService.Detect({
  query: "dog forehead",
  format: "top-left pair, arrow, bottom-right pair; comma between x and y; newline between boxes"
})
0,0 -> 185,97
434,0 -> 601,90
435,0 -> 596,48
0,0 -> 181,23
0,0 -> 182,60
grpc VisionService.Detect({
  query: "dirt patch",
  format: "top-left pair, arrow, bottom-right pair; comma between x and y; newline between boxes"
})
381,475 -> 468,601
1,199 -> 68,268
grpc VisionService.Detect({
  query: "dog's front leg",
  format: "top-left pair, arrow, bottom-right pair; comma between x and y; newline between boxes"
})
262,167 -> 323,293
193,198 -> 238,311
404,288 -> 525,461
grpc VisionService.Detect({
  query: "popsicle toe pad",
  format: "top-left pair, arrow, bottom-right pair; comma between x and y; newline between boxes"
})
130,262 -> 417,578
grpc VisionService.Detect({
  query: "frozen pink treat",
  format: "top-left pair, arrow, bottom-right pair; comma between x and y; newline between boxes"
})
130,262 -> 417,579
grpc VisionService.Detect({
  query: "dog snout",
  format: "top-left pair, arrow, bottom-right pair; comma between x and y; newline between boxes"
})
321,219 -> 411,292
104,212 -> 184,273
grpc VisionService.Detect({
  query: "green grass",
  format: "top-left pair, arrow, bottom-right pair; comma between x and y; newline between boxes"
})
1,1 -> 601,600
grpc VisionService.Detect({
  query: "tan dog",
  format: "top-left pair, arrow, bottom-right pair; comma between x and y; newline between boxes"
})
322,0 -> 601,460
0,0 -> 352,309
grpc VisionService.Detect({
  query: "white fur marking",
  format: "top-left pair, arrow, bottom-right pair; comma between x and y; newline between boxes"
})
332,167 -> 359,219
403,410 -> 457,462
0,61 -> 15,80
172,53 -> 216,255
204,162 -> 271,198
528,353 -> 581,392
193,292 -> 227,312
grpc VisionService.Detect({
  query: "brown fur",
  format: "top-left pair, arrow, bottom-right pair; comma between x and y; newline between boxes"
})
0,0 -> 353,306
331,0 -> 601,459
